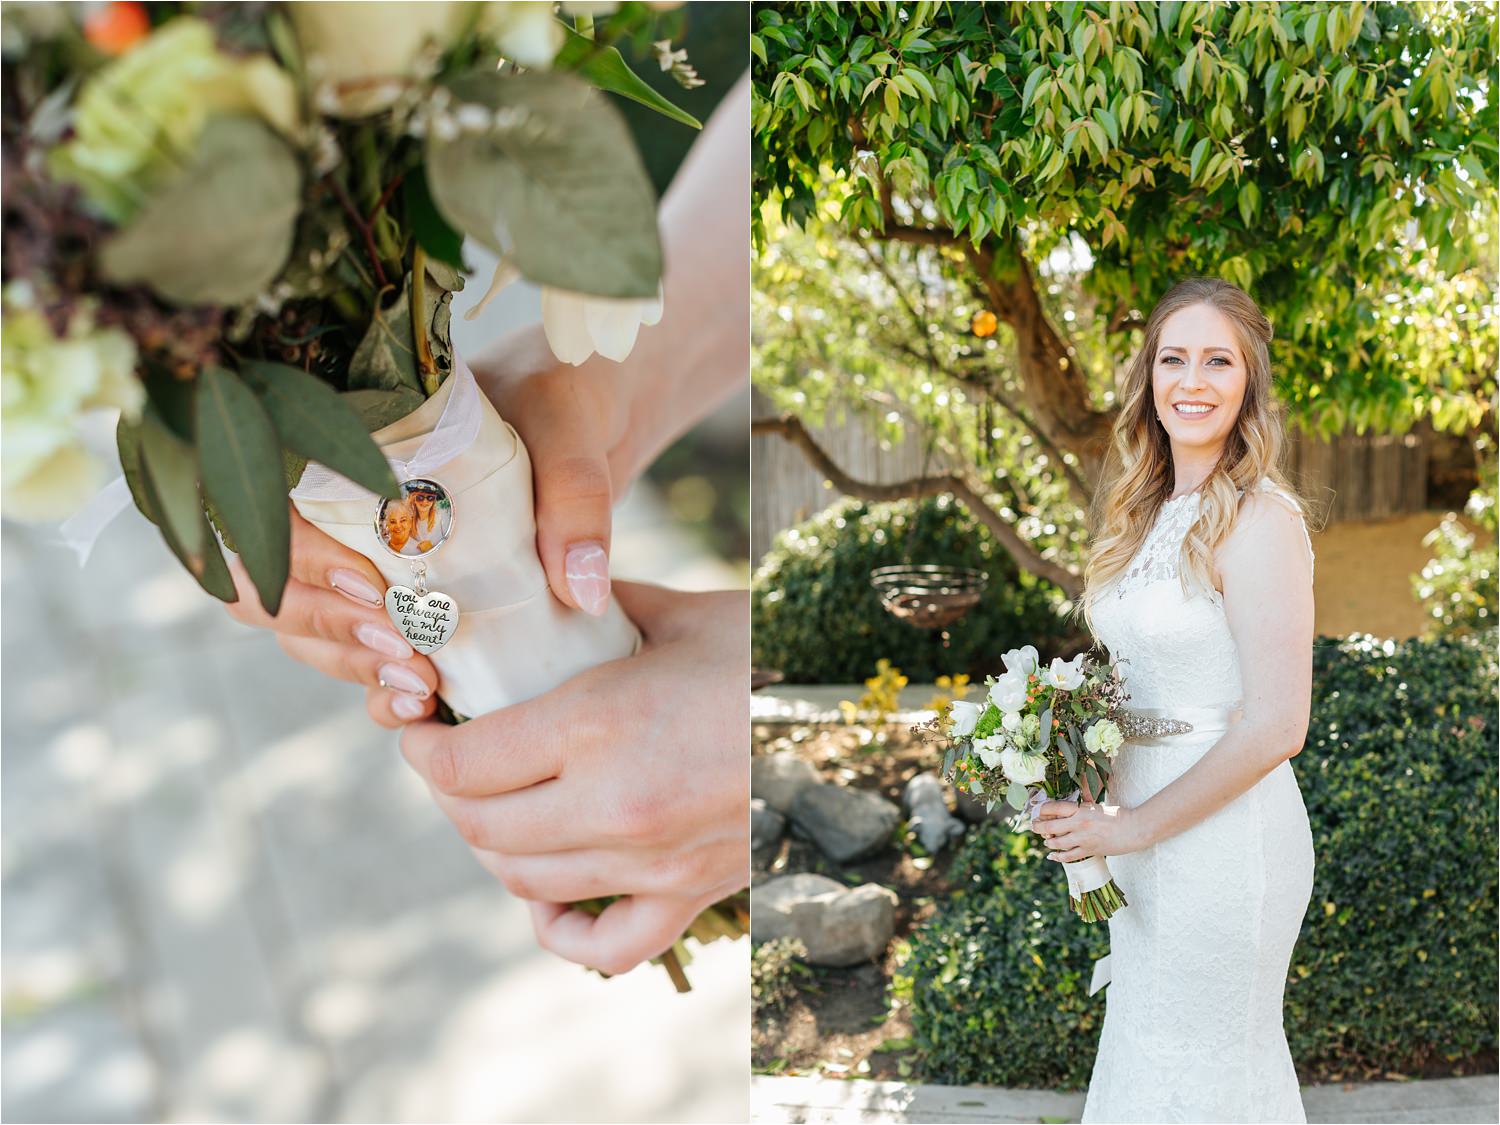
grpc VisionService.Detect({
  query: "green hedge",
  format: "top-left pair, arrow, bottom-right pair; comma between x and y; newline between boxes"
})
752,496 -> 1074,683
901,632 -> 1498,1088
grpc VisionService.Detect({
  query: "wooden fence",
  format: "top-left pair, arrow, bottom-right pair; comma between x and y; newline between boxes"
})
752,396 -> 1434,561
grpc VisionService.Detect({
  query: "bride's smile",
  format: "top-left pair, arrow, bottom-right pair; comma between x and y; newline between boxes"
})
1152,303 -> 1249,460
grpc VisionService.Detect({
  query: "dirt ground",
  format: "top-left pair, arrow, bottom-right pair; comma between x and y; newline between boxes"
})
751,723 -> 963,1081
1311,511 -> 1483,639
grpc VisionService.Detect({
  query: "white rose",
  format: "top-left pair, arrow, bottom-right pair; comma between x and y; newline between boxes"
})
293,2 -> 472,116
999,746 -> 1048,786
948,699 -> 982,738
987,668 -> 1029,713
1001,645 -> 1039,677
973,735 -> 1005,770
1042,653 -> 1087,692
1085,719 -> 1124,758
1000,710 -> 1021,732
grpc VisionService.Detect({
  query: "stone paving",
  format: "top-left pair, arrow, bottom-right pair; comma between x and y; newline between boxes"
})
2,481 -> 748,1124
750,1074 -> 1500,1125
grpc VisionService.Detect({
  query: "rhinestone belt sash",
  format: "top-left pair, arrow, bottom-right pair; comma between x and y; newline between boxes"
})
1117,703 -> 1244,741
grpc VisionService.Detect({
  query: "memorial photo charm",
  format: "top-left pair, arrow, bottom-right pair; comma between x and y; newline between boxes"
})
376,479 -> 459,654
375,478 -> 454,558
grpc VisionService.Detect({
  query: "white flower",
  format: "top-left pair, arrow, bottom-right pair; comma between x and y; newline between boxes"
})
1000,710 -> 1021,732
484,2 -> 565,68
948,699 -> 982,738
987,668 -> 1029,713
1001,645 -> 1040,677
466,259 -> 665,366
293,3 -> 563,117
999,746 -> 1048,786
2,288 -> 141,521
1085,719 -> 1125,758
541,284 -> 664,365
1042,653 -> 1088,692
292,2 -> 470,117
973,735 -> 1005,770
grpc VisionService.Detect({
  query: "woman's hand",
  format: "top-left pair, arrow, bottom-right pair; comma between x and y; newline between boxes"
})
225,506 -> 440,728
1032,799 -> 1147,862
397,581 -> 749,977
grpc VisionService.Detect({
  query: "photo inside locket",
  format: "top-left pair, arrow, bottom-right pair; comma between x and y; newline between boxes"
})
379,480 -> 451,558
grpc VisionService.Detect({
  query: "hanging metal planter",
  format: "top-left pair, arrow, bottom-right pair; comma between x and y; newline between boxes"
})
869,563 -> 989,647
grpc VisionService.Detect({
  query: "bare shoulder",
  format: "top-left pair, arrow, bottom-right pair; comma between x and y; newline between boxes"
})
1219,481 -> 1314,584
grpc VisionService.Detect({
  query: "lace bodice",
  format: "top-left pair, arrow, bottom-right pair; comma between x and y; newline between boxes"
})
1087,477 -> 1314,712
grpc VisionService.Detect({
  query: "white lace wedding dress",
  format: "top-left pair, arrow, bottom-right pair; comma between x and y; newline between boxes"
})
1080,478 -> 1316,1124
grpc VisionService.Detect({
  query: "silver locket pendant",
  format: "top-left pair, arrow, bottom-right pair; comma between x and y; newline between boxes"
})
375,478 -> 460,654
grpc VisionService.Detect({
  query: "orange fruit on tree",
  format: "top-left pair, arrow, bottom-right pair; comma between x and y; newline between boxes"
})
85,1 -> 150,55
972,310 -> 999,337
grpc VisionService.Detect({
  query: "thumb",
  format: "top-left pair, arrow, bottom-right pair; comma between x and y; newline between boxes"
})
523,393 -> 615,616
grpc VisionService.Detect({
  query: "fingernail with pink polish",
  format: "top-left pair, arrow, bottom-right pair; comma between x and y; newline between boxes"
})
330,568 -> 383,607
565,542 -> 610,616
390,694 -> 427,720
378,662 -> 430,698
356,621 -> 414,660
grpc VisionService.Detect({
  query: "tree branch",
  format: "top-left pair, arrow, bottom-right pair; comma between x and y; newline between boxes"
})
753,414 -> 1082,596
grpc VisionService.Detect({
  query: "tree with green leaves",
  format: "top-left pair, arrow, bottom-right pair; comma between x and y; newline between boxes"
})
752,0 -> 1497,592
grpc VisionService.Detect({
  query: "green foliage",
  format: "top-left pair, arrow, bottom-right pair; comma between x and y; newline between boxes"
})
1413,445 -> 1498,637
194,365 -> 291,615
753,0 -> 1498,437
894,826 -> 1109,1088
426,69 -> 661,300
903,632 -> 1498,1087
752,937 -> 815,1015
752,495 -> 1075,683
99,115 -> 301,306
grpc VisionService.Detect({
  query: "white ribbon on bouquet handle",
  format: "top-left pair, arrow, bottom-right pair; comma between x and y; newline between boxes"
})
1024,788 -> 1116,995
291,358 -> 483,501
1024,789 -> 1116,893
56,360 -> 487,563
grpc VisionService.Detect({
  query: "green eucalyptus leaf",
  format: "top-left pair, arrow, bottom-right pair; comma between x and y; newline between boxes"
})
139,410 -> 207,564
100,116 -> 300,305
195,365 -> 290,615
240,361 -> 400,499
556,26 -> 702,129
1006,782 -> 1029,811
426,69 -> 661,299
341,387 -> 427,432
117,417 -> 157,526
404,167 -> 466,270
349,279 -> 423,394
121,416 -> 236,602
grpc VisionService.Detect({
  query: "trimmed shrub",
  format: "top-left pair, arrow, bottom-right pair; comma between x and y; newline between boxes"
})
752,496 -> 1075,683
902,632 -> 1498,1087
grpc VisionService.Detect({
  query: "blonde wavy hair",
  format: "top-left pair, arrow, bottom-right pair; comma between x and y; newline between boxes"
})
1080,278 -> 1309,630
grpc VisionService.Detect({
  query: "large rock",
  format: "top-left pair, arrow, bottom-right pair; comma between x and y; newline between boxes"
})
751,798 -> 786,851
751,873 -> 845,943
751,752 -> 821,813
902,772 -> 966,854
752,874 -> 898,966
789,783 -> 901,863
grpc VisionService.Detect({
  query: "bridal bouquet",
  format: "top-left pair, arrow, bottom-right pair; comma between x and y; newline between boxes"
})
2,0 -> 739,987
938,646 -> 1131,923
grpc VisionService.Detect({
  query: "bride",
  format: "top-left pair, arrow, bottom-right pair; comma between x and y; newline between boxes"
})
1033,278 -> 1317,1123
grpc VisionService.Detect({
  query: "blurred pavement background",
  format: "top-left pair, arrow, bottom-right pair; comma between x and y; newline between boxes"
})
2,247 -> 750,1121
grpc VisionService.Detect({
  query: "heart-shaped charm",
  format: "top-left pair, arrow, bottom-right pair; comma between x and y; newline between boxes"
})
385,585 -> 460,654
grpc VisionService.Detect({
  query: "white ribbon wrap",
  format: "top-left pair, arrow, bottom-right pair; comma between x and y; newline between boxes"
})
291,357 -> 640,717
